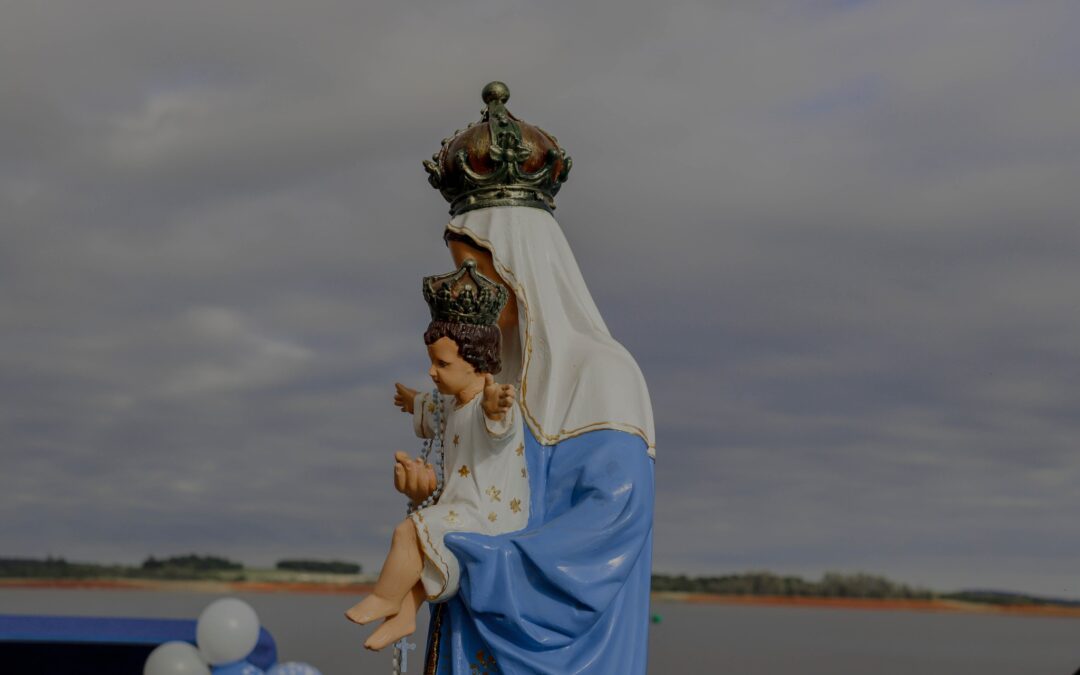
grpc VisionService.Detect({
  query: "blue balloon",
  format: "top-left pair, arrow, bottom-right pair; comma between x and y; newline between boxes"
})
212,661 -> 265,675
266,663 -> 322,675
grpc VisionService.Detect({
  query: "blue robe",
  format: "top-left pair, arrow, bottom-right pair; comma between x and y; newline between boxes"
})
423,426 -> 655,674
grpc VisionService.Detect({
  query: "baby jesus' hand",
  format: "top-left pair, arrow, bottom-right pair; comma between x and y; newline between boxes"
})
394,451 -> 437,506
393,383 -> 418,414
481,374 -> 515,421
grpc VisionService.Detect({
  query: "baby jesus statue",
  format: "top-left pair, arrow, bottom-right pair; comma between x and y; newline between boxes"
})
345,259 -> 528,651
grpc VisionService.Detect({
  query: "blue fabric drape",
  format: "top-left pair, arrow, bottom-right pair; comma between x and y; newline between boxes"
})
0,615 -> 277,671
427,427 -> 654,674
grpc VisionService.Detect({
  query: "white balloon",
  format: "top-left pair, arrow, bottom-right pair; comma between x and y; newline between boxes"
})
144,641 -> 211,675
196,598 -> 261,665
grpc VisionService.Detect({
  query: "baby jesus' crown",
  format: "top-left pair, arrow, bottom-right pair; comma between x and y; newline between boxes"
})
423,259 -> 509,327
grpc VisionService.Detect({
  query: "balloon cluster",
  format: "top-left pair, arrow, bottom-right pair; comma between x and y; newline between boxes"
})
143,598 -> 322,675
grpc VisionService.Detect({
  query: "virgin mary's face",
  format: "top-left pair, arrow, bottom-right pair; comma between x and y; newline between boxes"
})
448,239 -> 519,332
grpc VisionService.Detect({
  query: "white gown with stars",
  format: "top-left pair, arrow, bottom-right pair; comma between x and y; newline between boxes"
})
409,391 -> 529,602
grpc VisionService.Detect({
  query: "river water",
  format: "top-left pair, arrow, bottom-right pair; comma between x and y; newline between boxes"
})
1,588 -> 1078,674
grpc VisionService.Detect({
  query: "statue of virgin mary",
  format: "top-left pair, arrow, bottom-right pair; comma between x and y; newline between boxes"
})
420,82 -> 655,675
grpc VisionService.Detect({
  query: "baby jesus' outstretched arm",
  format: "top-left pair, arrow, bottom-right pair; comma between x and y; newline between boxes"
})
481,374 -> 515,422
393,382 -> 417,414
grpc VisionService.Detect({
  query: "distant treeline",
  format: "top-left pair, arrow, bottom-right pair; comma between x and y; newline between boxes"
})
651,571 -> 935,599
651,572 -> 1079,607
3,558 -> 1071,607
0,557 -> 131,579
142,555 -> 242,571
0,555 -> 361,580
276,559 -> 361,574
941,590 -> 1080,608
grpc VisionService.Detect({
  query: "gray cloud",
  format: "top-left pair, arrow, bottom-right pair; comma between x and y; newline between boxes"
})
1,0 -> 1078,598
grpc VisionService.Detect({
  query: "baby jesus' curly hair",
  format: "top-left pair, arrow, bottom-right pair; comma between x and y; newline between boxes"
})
423,320 -> 502,375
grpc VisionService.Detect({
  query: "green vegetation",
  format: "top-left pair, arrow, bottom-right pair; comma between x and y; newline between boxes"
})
0,555 -> 247,581
276,559 -> 362,574
142,554 -> 243,572
941,590 -> 1080,608
3,557 -> 1074,609
137,554 -> 245,580
0,557 -> 128,579
650,572 -> 1079,608
0,555 -> 363,582
651,571 -> 935,600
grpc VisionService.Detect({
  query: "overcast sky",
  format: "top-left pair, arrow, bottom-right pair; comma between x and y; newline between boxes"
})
2,0 -> 1078,599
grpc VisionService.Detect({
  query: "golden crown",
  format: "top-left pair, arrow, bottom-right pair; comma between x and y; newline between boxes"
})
424,81 -> 572,217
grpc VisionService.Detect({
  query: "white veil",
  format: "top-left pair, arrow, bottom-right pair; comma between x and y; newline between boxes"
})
447,206 -> 655,457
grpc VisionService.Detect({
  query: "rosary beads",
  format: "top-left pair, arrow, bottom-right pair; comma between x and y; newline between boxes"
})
407,389 -> 446,514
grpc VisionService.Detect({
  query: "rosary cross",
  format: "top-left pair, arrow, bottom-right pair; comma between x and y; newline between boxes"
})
392,637 -> 417,673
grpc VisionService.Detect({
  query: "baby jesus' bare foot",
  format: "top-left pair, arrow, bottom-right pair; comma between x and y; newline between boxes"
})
364,583 -> 425,651
345,593 -> 401,625
346,520 -> 424,626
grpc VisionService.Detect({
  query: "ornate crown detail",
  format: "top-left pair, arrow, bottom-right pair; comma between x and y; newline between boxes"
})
423,259 -> 509,326
424,81 -> 572,217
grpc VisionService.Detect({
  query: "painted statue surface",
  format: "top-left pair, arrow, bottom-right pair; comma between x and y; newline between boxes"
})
346,259 -> 523,652
408,386 -> 530,603
350,82 -> 656,673
428,206 -> 656,674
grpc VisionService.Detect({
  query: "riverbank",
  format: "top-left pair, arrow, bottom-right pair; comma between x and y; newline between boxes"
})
655,591 -> 1080,619
4,579 -> 1079,619
0,577 -> 371,595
